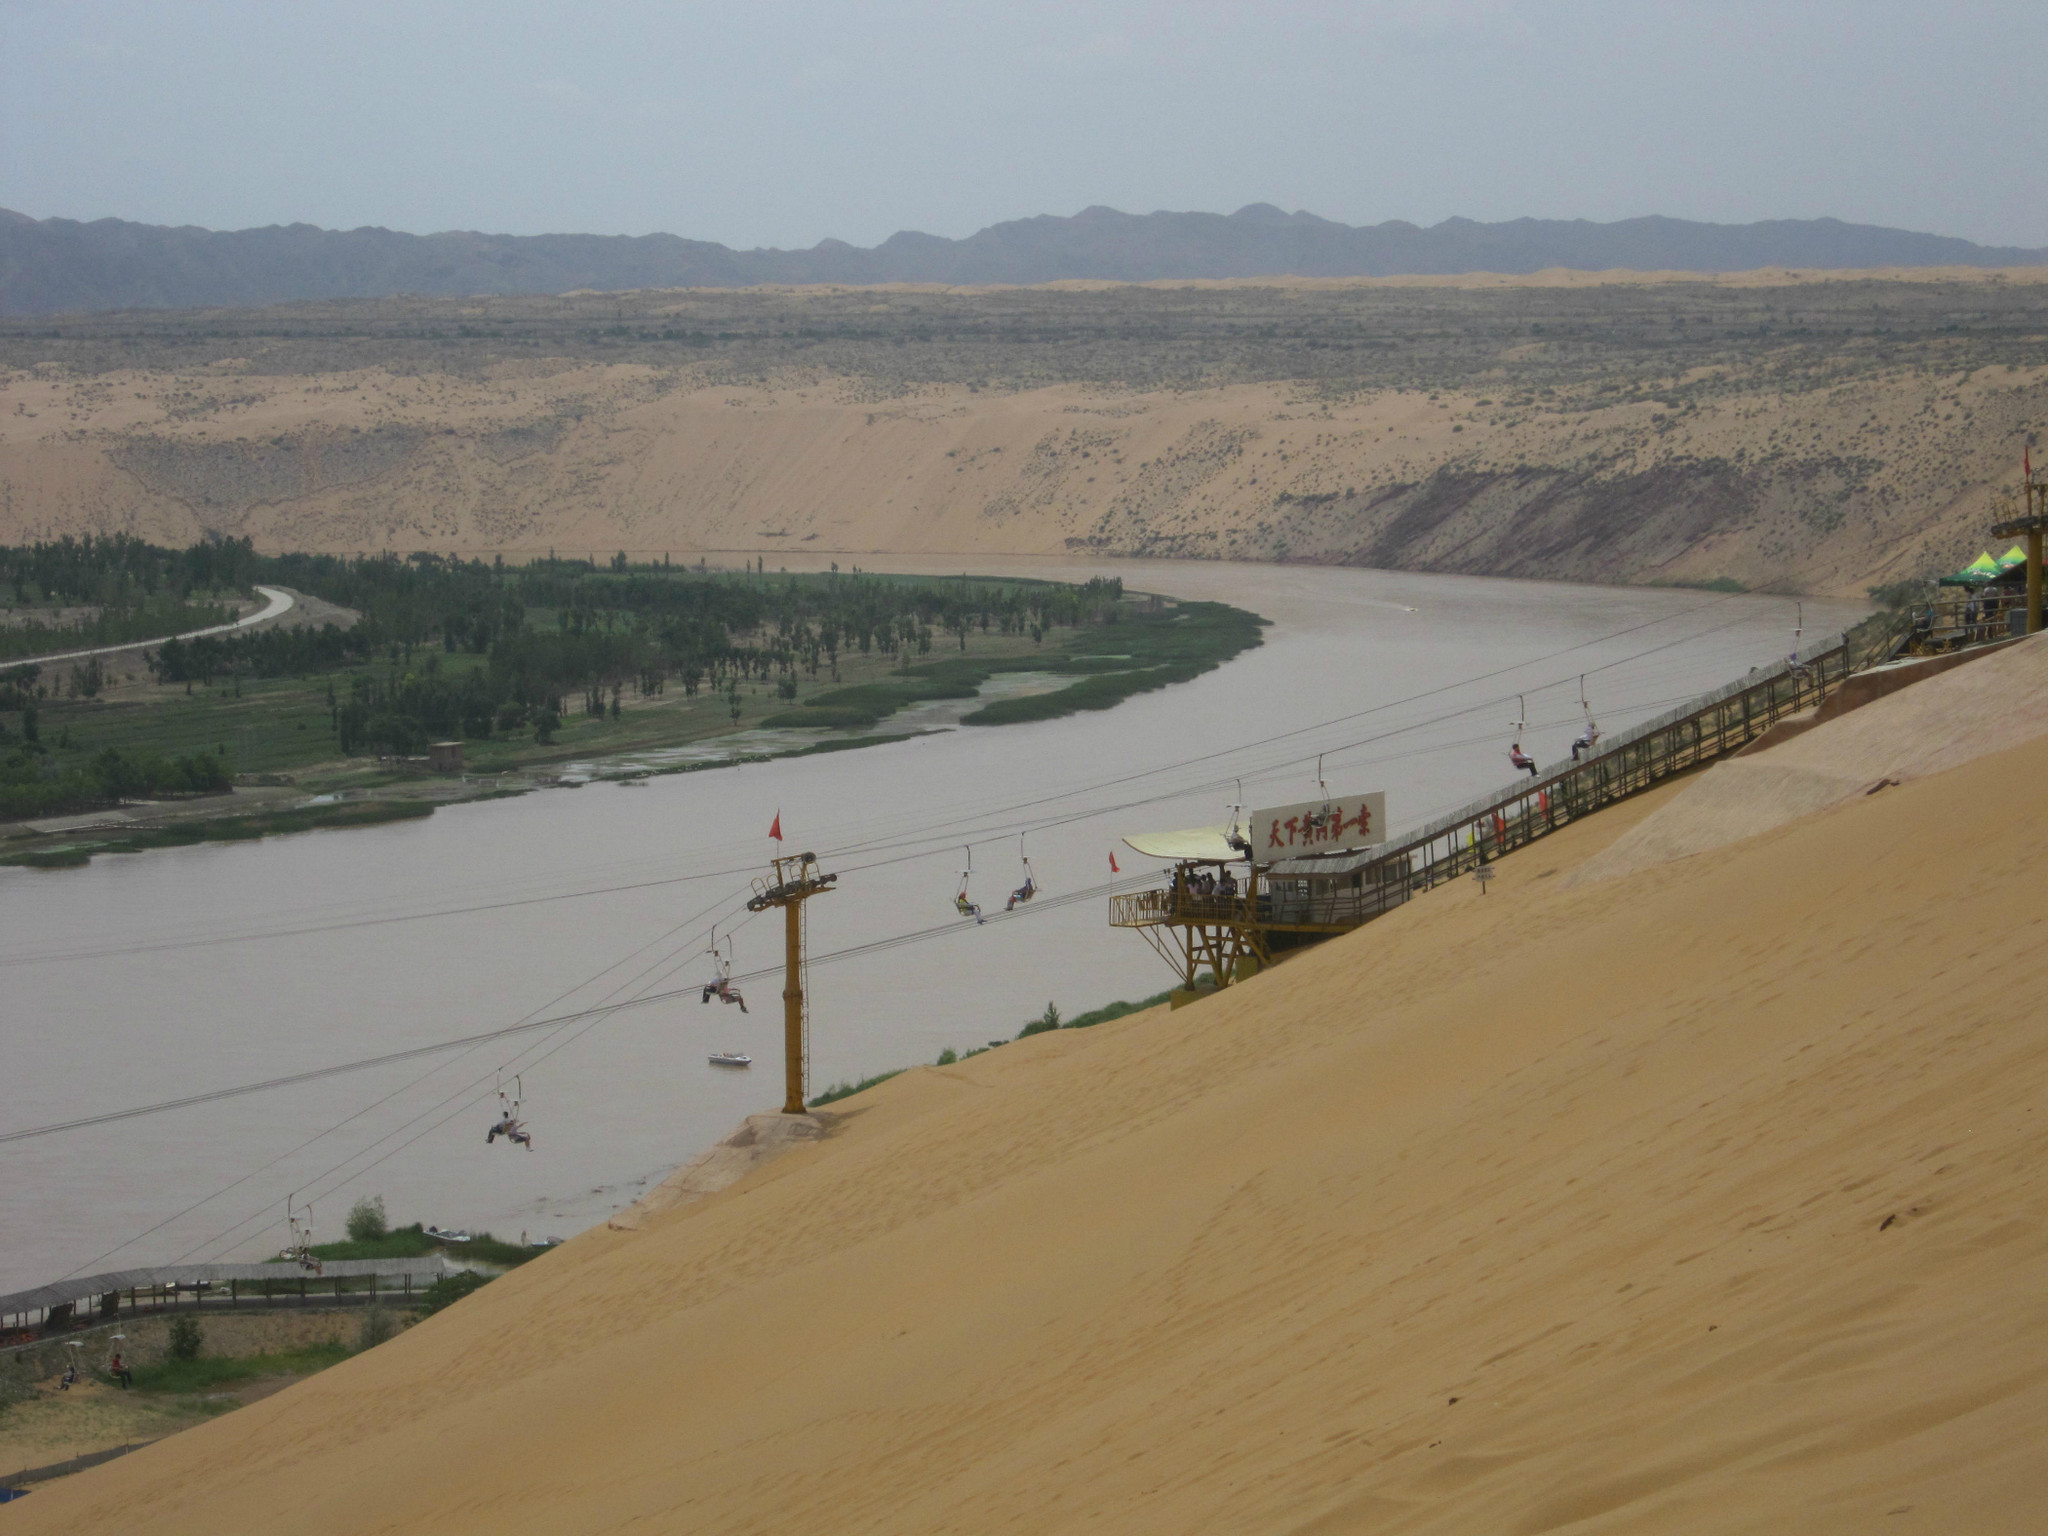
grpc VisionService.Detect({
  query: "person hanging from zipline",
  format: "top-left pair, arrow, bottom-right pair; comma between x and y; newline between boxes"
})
702,972 -> 748,1011
701,938 -> 748,1012
487,1080 -> 534,1150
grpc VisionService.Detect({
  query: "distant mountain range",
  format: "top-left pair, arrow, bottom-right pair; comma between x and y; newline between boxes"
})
4,203 -> 2043,316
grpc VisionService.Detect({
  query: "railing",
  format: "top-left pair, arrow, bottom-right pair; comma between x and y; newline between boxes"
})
1113,622 -> 1895,945
1365,629 -> 1863,902
1906,593 -> 2027,653
1110,890 -> 1248,928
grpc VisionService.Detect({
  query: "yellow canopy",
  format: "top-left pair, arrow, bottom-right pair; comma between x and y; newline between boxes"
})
1120,825 -> 1241,862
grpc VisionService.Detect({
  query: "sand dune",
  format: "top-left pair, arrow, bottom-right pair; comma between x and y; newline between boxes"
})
1568,633 -> 2048,885
12,646 -> 2048,1532
5,274 -> 2046,593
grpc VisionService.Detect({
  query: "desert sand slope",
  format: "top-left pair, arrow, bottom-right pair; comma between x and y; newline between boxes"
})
1570,632 -> 2048,885
15,735 -> 2048,1532
5,273 -> 2048,593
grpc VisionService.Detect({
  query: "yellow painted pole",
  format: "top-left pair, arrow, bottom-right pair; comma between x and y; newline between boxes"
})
2030,491 -> 2044,636
782,895 -> 805,1114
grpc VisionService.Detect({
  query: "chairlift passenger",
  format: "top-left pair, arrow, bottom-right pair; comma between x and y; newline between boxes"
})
953,877 -> 984,925
487,1080 -> 533,1150
700,936 -> 748,1012
1509,742 -> 1539,778
954,848 -> 985,924
1571,719 -> 1601,762
1006,851 -> 1038,912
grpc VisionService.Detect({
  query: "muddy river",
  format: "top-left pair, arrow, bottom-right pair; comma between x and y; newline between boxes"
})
0,559 -> 1863,1292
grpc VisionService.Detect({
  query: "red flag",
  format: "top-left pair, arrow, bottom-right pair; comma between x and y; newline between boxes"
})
1109,851 -> 1120,874
768,812 -> 782,842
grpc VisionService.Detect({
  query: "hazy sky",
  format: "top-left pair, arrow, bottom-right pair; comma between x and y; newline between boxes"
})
6,0 -> 2047,249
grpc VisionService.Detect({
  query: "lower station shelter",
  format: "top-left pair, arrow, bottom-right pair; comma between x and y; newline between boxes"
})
1110,791 -> 1391,1006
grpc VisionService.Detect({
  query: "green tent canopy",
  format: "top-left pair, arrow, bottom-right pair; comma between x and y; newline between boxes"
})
1939,551 -> 2003,587
1996,544 -> 2030,572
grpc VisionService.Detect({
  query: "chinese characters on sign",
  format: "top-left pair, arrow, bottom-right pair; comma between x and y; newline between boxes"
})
1250,793 -> 1389,856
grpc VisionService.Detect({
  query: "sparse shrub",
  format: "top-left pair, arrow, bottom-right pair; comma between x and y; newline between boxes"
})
1018,1002 -> 1062,1038
357,1306 -> 397,1351
419,1271 -> 491,1316
167,1316 -> 204,1361
934,1047 -> 957,1066
345,1195 -> 388,1243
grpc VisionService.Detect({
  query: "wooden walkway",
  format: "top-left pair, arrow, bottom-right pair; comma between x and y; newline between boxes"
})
1113,613 -> 1913,959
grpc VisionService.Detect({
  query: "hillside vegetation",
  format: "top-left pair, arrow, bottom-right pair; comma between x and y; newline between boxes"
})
2,270 -> 2045,595
11,642 -> 2048,1533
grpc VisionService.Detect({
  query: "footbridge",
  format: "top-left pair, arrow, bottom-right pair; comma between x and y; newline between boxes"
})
1,1256 -> 449,1342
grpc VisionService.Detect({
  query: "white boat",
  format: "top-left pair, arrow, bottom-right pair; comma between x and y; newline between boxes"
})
708,1052 -> 752,1068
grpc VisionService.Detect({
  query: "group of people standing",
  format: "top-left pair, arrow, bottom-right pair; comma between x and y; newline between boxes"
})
1175,867 -> 1239,898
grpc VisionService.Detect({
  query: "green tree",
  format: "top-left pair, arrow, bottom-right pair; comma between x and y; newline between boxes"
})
345,1195 -> 389,1243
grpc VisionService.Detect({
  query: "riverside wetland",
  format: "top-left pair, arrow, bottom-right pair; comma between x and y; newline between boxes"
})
1,541 -> 1263,863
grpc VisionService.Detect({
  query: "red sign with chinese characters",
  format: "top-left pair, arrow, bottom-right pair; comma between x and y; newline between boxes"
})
1250,793 -> 1388,857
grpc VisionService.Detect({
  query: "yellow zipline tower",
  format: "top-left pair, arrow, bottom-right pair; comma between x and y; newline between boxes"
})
745,851 -> 837,1114
1992,476 -> 2048,635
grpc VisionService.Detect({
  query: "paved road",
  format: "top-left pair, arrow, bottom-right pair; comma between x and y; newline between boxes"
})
10,585 -> 298,668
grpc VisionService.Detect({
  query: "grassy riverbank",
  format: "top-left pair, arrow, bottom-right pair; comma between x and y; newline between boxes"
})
1,800 -> 434,868
1,562 -> 1264,867
808,990 -> 1176,1106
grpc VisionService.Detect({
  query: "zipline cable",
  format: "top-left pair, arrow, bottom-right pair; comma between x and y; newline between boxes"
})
0,597 -> 1751,971
2,873 -> 1151,1148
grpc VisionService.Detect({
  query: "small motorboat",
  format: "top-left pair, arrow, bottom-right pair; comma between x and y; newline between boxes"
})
708,1052 -> 752,1069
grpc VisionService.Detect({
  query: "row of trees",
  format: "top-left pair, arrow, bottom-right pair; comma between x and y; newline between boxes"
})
0,742 -> 231,820
110,542 -> 1123,757
0,533 -> 254,608
0,536 -> 1130,760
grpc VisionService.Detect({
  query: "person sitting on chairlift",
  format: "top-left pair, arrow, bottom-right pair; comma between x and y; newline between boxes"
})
1571,721 -> 1601,762
1510,742 -> 1540,778
487,1112 -> 533,1150
108,1351 -> 132,1389
702,965 -> 748,1013
1006,873 -> 1036,912
954,891 -> 985,925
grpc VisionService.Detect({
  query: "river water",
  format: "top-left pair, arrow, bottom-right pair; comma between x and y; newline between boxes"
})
0,560 -> 1863,1293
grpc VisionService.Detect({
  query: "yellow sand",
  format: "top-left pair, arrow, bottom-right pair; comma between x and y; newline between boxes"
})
1569,631 -> 2048,885
12,671 -> 2048,1530
5,304 -> 2045,596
